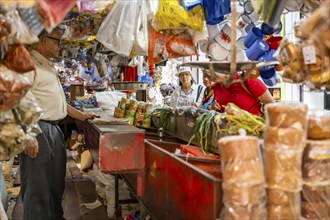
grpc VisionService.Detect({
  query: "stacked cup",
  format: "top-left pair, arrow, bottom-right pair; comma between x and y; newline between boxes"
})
218,136 -> 267,219
263,102 -> 308,219
301,110 -> 330,219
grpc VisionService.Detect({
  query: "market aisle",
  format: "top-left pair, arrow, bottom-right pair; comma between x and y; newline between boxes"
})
11,160 -> 110,220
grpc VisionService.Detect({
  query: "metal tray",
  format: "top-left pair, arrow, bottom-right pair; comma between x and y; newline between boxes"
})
112,82 -> 148,91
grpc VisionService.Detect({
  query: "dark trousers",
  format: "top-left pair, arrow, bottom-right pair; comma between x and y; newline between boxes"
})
20,121 -> 67,220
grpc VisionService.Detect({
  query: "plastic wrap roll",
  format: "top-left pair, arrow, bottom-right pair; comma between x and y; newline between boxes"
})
264,126 -> 305,149
264,147 -> 303,190
308,110 -> 330,140
222,159 -> 265,184
218,136 -> 261,161
267,189 -> 301,206
265,102 -> 308,130
301,201 -> 330,220
268,205 -> 301,220
302,184 -> 330,203
221,203 -> 267,220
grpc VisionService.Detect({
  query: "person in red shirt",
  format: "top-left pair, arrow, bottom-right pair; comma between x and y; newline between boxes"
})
209,72 -> 274,115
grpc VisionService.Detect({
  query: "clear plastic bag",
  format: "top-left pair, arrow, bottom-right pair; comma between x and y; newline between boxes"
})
5,9 -> 39,44
265,102 -> 308,130
96,0 -> 140,57
4,44 -> 36,74
221,203 -> 267,220
263,126 -> 305,149
132,0 -> 148,56
307,110 -> 330,140
222,183 -> 266,206
0,92 -> 42,161
267,205 -> 301,220
0,65 -> 32,111
263,146 -> 304,191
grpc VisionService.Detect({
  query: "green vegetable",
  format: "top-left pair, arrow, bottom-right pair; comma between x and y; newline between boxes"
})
151,108 -> 172,131
188,110 -> 218,154
215,103 -> 265,137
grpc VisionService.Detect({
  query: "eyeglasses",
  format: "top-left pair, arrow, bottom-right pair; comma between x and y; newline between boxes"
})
45,36 -> 61,45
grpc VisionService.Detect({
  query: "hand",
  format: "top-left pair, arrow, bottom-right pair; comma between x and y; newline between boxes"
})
210,100 -> 221,111
81,112 -> 100,121
25,137 -> 39,158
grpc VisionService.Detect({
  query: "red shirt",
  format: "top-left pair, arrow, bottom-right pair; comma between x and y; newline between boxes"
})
214,75 -> 267,115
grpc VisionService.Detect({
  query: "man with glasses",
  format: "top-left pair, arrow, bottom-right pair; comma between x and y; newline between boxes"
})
22,27 -> 94,220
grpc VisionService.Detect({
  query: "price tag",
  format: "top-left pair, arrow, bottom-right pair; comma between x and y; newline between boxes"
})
308,146 -> 330,160
302,45 -> 316,64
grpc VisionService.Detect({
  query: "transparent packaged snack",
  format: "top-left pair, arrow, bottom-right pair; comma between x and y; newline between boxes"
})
303,140 -> 330,162
265,102 -> 308,130
222,182 -> 266,206
301,201 -> 330,220
263,147 -> 304,190
303,161 -> 330,183
302,184 -> 330,203
0,65 -> 32,111
307,110 -> 330,140
218,136 -> 261,161
267,188 -> 301,207
263,126 -> 305,149
267,205 -> 301,220
277,39 -> 307,83
221,203 -> 267,220
4,43 -> 36,74
222,159 -> 265,184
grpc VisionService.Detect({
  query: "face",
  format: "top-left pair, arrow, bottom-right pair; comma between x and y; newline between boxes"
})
43,29 -> 61,58
202,70 -> 214,88
179,71 -> 192,85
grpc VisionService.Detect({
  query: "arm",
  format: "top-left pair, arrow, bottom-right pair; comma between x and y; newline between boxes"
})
258,89 -> 275,104
67,104 -> 95,121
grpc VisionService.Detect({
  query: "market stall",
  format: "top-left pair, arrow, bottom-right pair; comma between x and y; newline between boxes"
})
0,0 -> 329,219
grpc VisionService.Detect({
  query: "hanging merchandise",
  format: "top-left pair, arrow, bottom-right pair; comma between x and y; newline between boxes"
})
5,9 -> 39,44
0,15 -> 11,44
95,53 -> 108,77
37,0 -> 76,32
182,0 -> 203,11
96,0 -> 140,57
148,27 -> 198,65
152,0 -> 205,32
4,44 -> 36,74
18,7 -> 44,37
0,91 -> 43,161
0,65 -> 32,111
203,0 -> 231,25
132,0 -> 148,56
252,0 -> 286,28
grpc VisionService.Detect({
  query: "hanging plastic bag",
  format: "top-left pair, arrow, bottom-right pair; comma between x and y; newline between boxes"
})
6,9 -> 39,44
183,0 -> 204,10
152,0 -> 205,32
203,0 -> 231,25
0,91 -> 42,161
133,0 -> 149,56
4,44 -> 36,74
0,15 -> 11,44
148,26 -> 198,65
37,0 -> 76,32
96,0 -> 140,57
0,65 -> 32,111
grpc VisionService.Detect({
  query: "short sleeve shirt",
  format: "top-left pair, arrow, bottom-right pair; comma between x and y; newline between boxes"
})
213,75 -> 267,115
